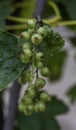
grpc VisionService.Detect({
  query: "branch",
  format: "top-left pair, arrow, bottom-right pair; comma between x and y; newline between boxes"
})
33,0 -> 46,18
3,80 -> 21,130
3,0 -> 46,130
0,93 -> 3,130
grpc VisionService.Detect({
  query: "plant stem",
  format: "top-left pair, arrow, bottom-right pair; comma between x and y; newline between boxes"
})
48,1 -> 61,20
0,93 -> 3,130
58,20 -> 76,26
6,24 -> 26,30
13,2 -> 33,8
7,16 -> 27,23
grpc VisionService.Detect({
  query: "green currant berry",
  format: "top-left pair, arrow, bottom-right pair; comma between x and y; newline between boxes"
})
37,27 -> 47,37
23,49 -> 32,58
36,52 -> 44,61
18,103 -> 24,112
25,19 -> 36,29
23,70 -> 32,82
34,101 -> 46,112
41,67 -> 50,77
35,78 -> 46,89
18,77 -> 26,85
21,54 -> 30,63
27,88 -> 36,97
22,42 -> 31,50
36,61 -> 43,69
24,96 -> 32,105
31,34 -> 43,45
21,31 -> 30,41
26,104 -> 34,112
28,29 -> 34,34
40,91 -> 49,102
24,107 -> 32,116
47,96 -> 52,102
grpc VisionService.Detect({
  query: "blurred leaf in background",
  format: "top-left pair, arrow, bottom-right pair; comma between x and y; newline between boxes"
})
0,0 -> 14,29
67,84 -> 76,103
43,50 -> 67,81
54,0 -> 76,30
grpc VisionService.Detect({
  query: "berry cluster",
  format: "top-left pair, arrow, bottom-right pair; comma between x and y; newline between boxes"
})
18,19 -> 51,115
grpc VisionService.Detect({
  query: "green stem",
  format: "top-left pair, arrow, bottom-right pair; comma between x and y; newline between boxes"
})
58,20 -> 76,26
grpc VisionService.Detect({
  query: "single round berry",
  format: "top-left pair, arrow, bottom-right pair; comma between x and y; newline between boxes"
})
24,108 -> 33,116
28,29 -> 34,34
41,67 -> 50,77
21,54 -> 30,63
36,52 -> 44,61
23,49 -> 32,58
18,103 -> 24,112
21,31 -> 30,41
34,101 -> 46,112
25,19 -> 36,29
37,27 -> 47,37
18,77 -> 26,85
27,88 -> 36,97
36,61 -> 43,69
40,91 -> 49,102
24,96 -> 32,105
22,42 -> 31,50
31,34 -> 43,45
26,104 -> 34,113
35,78 -> 46,89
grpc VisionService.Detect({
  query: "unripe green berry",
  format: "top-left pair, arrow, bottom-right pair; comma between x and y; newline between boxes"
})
24,96 -> 32,105
31,34 -> 43,45
41,67 -> 50,77
27,88 -> 36,97
23,49 -> 32,58
25,19 -> 36,29
36,61 -> 43,69
36,52 -> 44,61
28,29 -> 34,34
24,108 -> 33,116
37,27 -> 47,37
18,103 -> 24,112
21,54 -> 30,63
21,31 -> 30,41
26,104 -> 34,113
22,42 -> 31,50
40,91 -> 50,102
34,101 -> 46,112
18,77 -> 26,85
35,78 -> 46,89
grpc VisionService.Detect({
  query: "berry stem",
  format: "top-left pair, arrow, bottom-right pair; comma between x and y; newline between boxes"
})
36,69 -> 39,79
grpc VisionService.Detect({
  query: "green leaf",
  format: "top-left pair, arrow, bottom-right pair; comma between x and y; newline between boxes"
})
17,112 -> 41,130
40,117 -> 60,130
41,27 -> 64,55
0,1 -> 14,30
43,51 -> 67,81
67,84 -> 76,103
17,112 -> 60,130
0,30 -> 24,92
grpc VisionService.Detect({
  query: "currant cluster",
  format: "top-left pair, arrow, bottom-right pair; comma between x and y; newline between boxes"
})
18,19 -> 51,115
